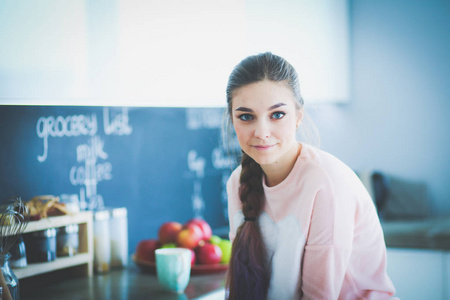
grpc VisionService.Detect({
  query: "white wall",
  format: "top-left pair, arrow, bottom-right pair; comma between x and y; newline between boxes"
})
308,0 -> 450,215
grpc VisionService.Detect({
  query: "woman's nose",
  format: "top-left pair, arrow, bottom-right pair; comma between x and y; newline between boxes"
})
254,120 -> 270,139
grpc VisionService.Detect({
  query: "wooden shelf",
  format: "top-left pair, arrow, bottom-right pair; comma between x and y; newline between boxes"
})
24,212 -> 92,234
14,253 -> 92,279
13,211 -> 94,280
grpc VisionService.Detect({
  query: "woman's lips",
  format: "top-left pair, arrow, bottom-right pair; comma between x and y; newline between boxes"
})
252,145 -> 274,150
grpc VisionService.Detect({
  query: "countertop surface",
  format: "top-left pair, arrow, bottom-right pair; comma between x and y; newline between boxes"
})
19,260 -> 226,300
381,216 -> 450,250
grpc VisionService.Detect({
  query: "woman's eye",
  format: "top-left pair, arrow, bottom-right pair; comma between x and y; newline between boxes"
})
238,114 -> 254,121
271,111 -> 286,119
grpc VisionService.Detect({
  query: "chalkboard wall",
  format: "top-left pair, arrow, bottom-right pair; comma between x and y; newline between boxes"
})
0,105 -> 238,254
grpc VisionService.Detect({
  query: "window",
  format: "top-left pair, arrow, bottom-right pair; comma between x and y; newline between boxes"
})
0,0 -> 349,107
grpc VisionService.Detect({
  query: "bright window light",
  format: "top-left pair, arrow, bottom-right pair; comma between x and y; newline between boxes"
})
0,0 -> 349,107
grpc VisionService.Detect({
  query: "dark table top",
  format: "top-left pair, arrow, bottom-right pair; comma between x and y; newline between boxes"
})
19,261 -> 227,300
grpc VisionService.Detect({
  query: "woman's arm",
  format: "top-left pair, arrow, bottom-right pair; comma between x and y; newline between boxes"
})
301,173 -> 397,299
300,186 -> 354,299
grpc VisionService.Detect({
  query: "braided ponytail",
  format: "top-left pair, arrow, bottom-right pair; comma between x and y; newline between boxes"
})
226,152 -> 270,299
225,52 -> 303,299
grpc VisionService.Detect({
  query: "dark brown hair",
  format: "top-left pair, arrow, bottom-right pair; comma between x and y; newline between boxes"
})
225,52 -> 303,299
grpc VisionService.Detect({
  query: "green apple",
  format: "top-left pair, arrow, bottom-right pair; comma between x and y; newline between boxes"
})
209,235 -> 222,245
218,239 -> 232,264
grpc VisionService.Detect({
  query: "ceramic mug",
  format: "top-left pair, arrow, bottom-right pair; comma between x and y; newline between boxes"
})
155,248 -> 192,294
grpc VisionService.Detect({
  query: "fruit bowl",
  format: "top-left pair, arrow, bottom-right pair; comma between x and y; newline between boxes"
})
132,254 -> 228,275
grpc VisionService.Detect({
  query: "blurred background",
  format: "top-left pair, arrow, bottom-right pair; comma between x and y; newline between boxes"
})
1,0 -> 450,299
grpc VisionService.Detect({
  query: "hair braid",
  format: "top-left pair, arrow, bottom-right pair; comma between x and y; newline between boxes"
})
239,152 -> 264,218
226,152 -> 271,300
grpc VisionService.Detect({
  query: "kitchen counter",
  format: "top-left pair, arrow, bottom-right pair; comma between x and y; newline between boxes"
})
381,215 -> 450,250
19,260 -> 226,300
19,216 -> 450,300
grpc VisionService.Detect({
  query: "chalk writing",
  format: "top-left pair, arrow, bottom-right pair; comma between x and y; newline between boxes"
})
69,162 -> 112,186
186,108 -> 223,130
186,108 -> 237,219
211,147 -> 236,170
70,136 -> 112,210
188,150 -> 206,178
192,180 -> 204,218
36,114 -> 98,162
187,149 -> 207,218
76,135 -> 108,162
103,107 -> 133,135
34,108 -> 133,210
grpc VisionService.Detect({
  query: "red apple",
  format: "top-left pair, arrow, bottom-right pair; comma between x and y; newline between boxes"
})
135,239 -> 161,262
195,242 -> 222,265
183,222 -> 202,236
176,226 -> 202,249
184,218 -> 212,241
158,221 -> 182,245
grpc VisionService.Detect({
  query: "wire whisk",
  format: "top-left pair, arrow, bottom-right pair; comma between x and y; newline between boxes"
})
0,197 -> 29,255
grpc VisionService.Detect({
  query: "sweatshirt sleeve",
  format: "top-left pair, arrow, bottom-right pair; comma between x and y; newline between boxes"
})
301,166 -> 397,299
300,170 -> 355,299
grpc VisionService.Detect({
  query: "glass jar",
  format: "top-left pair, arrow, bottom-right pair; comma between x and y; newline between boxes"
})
109,207 -> 128,268
57,224 -> 79,257
9,235 -> 27,268
0,253 -> 19,300
94,210 -> 111,273
59,194 -> 80,214
23,228 -> 57,263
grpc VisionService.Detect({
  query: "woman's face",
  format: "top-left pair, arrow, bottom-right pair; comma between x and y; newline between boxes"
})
231,80 -> 302,168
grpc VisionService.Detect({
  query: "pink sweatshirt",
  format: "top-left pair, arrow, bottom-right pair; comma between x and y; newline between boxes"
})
227,143 -> 397,300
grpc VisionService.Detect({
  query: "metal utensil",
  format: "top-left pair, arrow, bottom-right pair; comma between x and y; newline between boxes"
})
0,197 -> 29,300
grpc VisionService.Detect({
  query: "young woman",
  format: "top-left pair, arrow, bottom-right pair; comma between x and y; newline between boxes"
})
225,52 -> 397,300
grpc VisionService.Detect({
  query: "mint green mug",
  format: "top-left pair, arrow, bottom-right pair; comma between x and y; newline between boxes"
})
155,248 -> 192,294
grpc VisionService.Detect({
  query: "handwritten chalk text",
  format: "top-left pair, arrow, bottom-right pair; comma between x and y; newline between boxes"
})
103,107 -> 133,136
36,114 -> 98,162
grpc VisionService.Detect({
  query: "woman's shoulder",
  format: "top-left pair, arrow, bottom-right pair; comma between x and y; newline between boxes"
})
299,144 -> 355,179
229,165 -> 242,181
300,144 -> 373,206
226,165 -> 242,191
297,144 -> 365,197
300,143 -> 346,166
